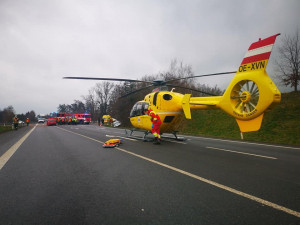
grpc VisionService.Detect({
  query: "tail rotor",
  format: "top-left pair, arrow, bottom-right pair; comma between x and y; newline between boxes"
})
231,80 -> 259,115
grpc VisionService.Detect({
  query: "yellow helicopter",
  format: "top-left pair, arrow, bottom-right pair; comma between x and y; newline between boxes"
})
64,33 -> 281,139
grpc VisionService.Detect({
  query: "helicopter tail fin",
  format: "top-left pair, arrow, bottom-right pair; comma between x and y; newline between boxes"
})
239,33 -> 280,72
182,94 -> 191,119
218,34 -> 281,132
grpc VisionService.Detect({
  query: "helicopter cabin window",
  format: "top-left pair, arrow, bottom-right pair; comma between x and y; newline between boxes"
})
130,102 -> 149,117
163,94 -> 172,101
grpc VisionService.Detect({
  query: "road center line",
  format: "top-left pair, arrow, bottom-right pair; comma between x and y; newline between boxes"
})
206,146 -> 277,160
114,148 -> 299,218
57,127 -> 104,144
0,125 -> 36,170
58,126 -> 300,218
164,139 -> 187,144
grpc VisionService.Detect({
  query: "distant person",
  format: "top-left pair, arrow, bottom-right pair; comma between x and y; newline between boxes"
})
98,117 -> 101,126
26,118 -> 30,126
12,115 -> 19,130
72,117 -> 77,125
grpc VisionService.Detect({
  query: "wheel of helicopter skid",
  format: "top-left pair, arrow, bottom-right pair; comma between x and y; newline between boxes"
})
230,80 -> 259,115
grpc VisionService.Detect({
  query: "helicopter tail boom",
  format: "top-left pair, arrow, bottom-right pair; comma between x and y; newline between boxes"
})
182,94 -> 224,119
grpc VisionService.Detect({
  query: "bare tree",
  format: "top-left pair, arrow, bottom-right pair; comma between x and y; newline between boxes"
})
83,88 -> 98,121
95,82 -> 114,116
275,30 -> 300,92
57,100 -> 86,114
160,59 -> 194,86
57,104 -> 68,113
71,100 -> 86,113
25,110 -> 37,122
2,105 -> 15,123
84,59 -> 224,126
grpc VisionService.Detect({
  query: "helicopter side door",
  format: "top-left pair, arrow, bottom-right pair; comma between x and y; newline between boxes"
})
152,92 -> 161,110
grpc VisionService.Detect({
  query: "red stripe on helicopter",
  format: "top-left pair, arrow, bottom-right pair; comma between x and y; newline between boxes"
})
240,33 -> 280,65
248,34 -> 279,51
241,52 -> 271,65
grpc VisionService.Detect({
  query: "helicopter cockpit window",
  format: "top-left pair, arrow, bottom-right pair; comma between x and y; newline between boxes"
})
130,102 -> 149,117
143,103 -> 149,112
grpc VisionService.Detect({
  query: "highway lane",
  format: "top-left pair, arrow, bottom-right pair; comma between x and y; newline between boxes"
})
0,123 -> 299,224
0,125 -> 33,157
62,125 -> 300,216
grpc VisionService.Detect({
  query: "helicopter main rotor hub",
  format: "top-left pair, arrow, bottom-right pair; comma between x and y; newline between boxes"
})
152,80 -> 166,86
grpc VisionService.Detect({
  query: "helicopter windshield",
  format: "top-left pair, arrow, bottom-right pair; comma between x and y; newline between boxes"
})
130,102 -> 149,117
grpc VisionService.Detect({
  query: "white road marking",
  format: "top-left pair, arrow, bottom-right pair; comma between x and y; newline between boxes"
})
106,131 -> 127,135
57,127 -> 105,144
206,146 -> 277,160
164,139 -> 187,144
106,135 -> 138,141
57,126 -> 300,218
0,125 -> 36,170
114,147 -> 299,218
187,136 -> 300,150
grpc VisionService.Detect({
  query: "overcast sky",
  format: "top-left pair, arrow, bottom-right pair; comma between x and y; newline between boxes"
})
1,0 -> 299,115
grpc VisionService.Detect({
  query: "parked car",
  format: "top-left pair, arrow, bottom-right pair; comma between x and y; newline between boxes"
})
38,118 -> 45,123
112,119 -> 121,127
47,118 -> 56,126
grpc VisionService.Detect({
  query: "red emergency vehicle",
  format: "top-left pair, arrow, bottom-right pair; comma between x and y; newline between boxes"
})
74,113 -> 91,124
56,112 -> 72,125
47,118 -> 57,126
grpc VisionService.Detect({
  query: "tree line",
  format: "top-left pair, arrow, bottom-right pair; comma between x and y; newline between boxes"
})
0,105 -> 37,124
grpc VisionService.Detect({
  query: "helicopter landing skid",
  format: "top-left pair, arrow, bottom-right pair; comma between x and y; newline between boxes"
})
125,129 -> 153,142
161,131 -> 186,141
125,129 -> 186,142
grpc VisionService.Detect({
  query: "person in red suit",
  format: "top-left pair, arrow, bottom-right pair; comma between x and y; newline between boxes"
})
145,109 -> 162,144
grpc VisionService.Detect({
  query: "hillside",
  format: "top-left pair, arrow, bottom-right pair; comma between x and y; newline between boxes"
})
181,92 -> 300,146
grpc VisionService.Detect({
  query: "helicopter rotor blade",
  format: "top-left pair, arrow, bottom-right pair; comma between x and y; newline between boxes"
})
63,71 -> 236,98
119,85 -> 154,98
166,84 -> 218,96
63,76 -> 152,84
166,71 -> 236,83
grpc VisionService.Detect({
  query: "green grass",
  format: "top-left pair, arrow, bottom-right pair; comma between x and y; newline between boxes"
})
0,124 -> 26,133
0,125 -> 13,133
181,92 -> 300,146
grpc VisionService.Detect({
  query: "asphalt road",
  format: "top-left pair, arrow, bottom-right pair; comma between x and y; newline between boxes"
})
0,123 -> 299,224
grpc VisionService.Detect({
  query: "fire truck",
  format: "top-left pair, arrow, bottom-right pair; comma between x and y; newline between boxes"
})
56,112 -> 72,125
74,113 -> 91,124
52,112 -> 91,125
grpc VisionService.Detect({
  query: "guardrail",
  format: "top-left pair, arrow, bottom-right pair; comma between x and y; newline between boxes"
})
0,122 -> 27,127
